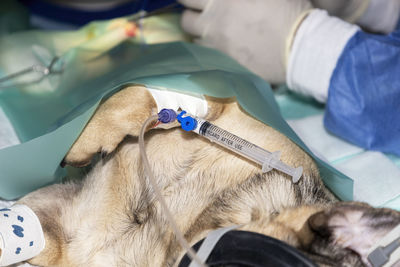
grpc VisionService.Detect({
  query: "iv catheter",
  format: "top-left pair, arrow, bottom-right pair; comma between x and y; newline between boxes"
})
158,109 -> 303,183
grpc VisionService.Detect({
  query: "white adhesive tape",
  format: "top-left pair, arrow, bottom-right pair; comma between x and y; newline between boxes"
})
147,87 -> 208,118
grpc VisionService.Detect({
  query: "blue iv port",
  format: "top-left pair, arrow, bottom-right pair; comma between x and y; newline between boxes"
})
177,111 -> 197,131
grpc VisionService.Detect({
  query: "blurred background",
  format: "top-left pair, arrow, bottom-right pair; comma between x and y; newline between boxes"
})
0,0 -> 175,32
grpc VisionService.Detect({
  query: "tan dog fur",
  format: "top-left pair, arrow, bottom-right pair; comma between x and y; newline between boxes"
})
13,85 -> 400,266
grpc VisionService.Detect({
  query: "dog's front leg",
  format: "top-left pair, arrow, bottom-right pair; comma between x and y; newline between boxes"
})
13,182 -> 82,266
64,85 -> 157,167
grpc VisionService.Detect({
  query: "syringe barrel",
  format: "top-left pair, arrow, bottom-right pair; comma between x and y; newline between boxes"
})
193,119 -> 272,166
192,118 -> 303,183
165,109 -> 303,182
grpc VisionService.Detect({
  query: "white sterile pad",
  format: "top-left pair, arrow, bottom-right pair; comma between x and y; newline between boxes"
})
287,9 -> 359,103
147,87 -> 208,118
335,152 -> 400,207
287,114 -> 363,162
287,114 -> 400,206
0,205 -> 45,266
0,107 -> 20,150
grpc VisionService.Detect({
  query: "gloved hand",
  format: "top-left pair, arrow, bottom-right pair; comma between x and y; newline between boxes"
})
179,0 -> 312,84
311,0 -> 400,34
310,0 -> 369,23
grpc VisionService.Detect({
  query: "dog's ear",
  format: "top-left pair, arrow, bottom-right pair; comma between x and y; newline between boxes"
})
308,202 -> 400,264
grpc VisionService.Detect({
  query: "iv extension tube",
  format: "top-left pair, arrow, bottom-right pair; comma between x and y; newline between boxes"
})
171,110 -> 303,183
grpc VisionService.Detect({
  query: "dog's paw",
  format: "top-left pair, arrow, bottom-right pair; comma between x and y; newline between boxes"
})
64,85 -> 156,167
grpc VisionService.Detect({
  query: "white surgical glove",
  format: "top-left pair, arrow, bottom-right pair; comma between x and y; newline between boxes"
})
310,0 -> 369,23
311,0 -> 400,34
179,0 -> 312,84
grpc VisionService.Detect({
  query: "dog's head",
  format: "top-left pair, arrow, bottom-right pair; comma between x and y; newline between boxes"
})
305,202 -> 400,266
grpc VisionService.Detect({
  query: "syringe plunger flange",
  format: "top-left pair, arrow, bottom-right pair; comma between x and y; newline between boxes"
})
292,167 -> 303,183
261,151 -> 281,172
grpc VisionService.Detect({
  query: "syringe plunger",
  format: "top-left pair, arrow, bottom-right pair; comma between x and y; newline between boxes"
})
264,155 -> 303,183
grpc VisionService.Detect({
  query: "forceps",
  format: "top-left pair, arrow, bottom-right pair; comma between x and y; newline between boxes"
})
0,56 -> 63,89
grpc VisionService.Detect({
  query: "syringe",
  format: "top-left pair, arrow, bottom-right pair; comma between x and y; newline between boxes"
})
162,110 -> 303,183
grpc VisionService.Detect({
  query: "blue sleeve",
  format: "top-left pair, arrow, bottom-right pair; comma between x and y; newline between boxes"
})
324,29 -> 400,156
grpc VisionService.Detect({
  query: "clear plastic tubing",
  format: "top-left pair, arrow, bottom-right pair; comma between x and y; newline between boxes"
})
192,118 -> 303,183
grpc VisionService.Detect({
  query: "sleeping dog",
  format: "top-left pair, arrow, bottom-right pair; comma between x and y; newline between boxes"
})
9,85 -> 400,266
